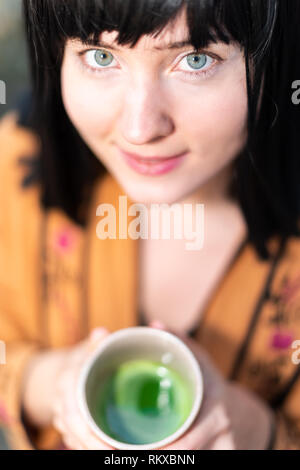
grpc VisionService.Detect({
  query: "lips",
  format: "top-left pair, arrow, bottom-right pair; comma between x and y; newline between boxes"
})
118,148 -> 187,176
119,149 -> 186,162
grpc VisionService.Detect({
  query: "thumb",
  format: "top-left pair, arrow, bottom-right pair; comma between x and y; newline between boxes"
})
149,320 -> 168,330
86,327 -> 110,353
148,320 -> 182,338
89,327 -> 109,341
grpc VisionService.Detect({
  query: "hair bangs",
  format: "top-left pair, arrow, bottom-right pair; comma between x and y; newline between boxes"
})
25,0 -> 279,68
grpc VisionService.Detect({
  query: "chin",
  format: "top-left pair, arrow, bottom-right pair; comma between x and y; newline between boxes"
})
119,183 -> 185,207
108,167 -> 194,206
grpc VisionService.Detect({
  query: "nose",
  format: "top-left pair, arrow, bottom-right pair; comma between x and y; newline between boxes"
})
119,79 -> 175,145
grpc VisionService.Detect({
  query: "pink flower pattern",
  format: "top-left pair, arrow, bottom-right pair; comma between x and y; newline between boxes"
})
270,330 -> 294,350
52,226 -> 79,255
280,274 -> 300,308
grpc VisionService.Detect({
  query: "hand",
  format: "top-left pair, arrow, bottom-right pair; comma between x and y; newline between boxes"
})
148,320 -> 275,450
51,327 -> 116,450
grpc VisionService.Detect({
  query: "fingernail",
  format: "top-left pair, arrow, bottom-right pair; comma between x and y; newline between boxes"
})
149,320 -> 166,329
89,327 -> 108,341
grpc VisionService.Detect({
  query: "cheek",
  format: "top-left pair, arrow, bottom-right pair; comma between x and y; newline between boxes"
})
175,72 -> 248,156
61,59 -> 120,137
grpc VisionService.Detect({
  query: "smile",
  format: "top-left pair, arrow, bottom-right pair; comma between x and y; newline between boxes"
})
118,149 -> 188,176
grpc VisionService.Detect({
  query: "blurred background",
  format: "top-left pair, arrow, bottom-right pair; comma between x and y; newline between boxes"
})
0,0 -> 30,117
0,0 -> 30,449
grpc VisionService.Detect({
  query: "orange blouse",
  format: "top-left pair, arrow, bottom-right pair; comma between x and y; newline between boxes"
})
0,112 -> 300,450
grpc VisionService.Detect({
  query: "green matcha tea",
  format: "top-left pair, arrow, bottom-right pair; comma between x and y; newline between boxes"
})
91,359 -> 193,445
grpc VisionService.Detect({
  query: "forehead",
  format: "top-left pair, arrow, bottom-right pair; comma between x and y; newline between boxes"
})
99,7 -> 189,51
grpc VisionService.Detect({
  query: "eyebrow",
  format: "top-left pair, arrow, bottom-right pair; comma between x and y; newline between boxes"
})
84,39 -> 193,51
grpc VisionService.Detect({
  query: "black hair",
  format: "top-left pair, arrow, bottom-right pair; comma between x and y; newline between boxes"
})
21,0 -> 300,259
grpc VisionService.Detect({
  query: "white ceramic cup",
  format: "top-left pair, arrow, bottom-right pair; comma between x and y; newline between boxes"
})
77,326 -> 204,450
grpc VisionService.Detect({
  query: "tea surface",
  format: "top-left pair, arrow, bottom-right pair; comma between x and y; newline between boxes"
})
92,359 -> 193,445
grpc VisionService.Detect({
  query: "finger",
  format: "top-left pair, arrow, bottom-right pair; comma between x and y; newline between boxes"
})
52,414 -> 83,450
71,328 -> 111,387
63,368 -> 115,450
53,346 -> 113,450
55,367 -> 76,399
53,415 -> 66,435
203,428 -> 235,450
52,373 -> 89,448
65,328 -> 111,381
85,327 -> 111,357
160,402 -> 230,450
66,328 -> 110,367
62,406 -> 115,450
149,320 -> 168,330
62,432 -> 86,450
52,365 -> 108,450
55,392 -> 109,449
52,414 -> 85,450
89,327 -> 110,342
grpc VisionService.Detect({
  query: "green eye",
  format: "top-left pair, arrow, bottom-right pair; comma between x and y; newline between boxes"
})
94,49 -> 114,67
186,54 -> 208,70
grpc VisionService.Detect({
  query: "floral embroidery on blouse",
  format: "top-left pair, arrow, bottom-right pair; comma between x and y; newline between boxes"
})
267,273 -> 300,357
280,274 -> 300,307
268,273 -> 300,326
51,226 -> 80,256
244,269 -> 300,400
270,329 -> 294,350
42,218 -> 86,345
52,225 -> 79,255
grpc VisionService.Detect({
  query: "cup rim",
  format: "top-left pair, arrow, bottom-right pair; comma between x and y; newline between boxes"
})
76,326 -> 204,450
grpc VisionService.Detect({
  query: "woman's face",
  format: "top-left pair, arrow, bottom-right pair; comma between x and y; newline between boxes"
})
61,8 -> 248,205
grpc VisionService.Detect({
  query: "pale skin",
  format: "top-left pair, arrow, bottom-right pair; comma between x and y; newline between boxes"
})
22,7 -> 275,449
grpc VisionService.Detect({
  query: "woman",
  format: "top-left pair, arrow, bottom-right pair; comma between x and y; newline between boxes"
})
0,0 -> 300,450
